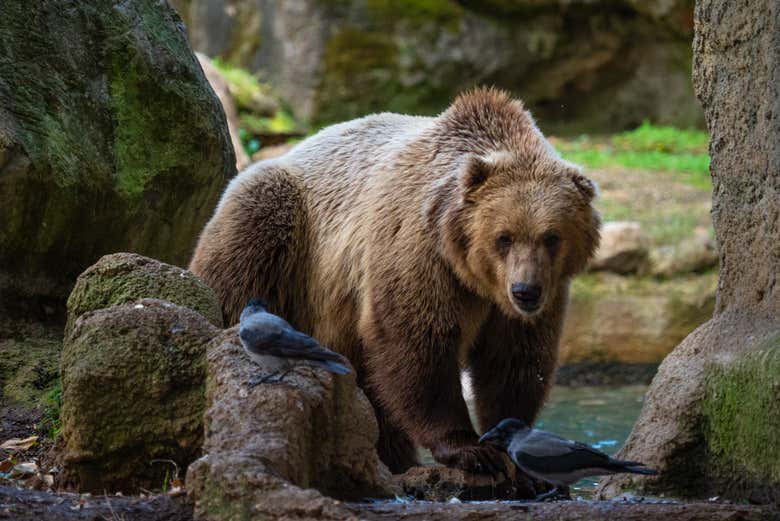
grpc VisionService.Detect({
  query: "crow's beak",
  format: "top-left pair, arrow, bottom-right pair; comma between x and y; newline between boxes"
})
479,428 -> 499,444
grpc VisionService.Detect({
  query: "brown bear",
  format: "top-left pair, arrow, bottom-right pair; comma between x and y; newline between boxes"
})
190,88 -> 600,475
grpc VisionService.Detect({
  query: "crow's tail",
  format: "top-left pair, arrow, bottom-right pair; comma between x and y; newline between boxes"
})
609,458 -> 658,475
316,359 -> 351,375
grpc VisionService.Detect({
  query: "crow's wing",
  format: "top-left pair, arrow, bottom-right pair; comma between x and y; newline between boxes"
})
272,329 -> 349,364
239,311 -> 348,364
512,429 -> 612,473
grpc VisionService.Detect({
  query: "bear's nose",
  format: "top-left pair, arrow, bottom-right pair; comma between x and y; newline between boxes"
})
511,282 -> 542,311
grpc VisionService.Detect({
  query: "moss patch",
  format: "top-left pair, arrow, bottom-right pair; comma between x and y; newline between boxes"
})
0,338 -> 61,407
65,253 -> 223,337
701,333 -> 780,488
61,300 -> 215,492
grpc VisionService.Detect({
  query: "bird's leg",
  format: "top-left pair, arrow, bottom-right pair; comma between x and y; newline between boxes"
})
247,367 -> 298,387
534,486 -> 562,502
247,371 -> 282,387
274,367 -> 296,382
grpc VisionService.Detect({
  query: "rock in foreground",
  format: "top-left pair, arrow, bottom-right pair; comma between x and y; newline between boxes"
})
61,299 -> 219,492
66,253 -> 223,336
186,330 -> 393,519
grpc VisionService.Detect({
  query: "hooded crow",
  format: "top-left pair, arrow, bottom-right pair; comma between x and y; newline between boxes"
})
239,298 -> 351,385
479,418 -> 657,500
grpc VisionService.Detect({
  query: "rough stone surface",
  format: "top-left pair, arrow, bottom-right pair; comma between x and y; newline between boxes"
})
393,464 -> 534,501
348,501 -> 778,521
171,0 -> 701,132
0,486 -> 194,521
186,329 -> 393,519
589,221 -> 650,275
60,299 -> 219,493
0,486 -> 775,521
196,53 -> 250,171
598,0 -> 780,503
65,253 -> 223,337
561,272 -> 716,364
348,498 -> 776,521
0,0 -> 236,308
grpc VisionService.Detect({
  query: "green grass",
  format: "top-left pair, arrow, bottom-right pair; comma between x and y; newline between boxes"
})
555,122 -> 711,190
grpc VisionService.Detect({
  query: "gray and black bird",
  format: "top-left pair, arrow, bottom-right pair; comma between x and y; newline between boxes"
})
239,298 -> 351,385
479,418 -> 658,500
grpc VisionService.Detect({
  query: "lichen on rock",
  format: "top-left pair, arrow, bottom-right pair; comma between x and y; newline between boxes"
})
700,334 -> 780,503
60,299 -> 219,492
65,252 -> 223,337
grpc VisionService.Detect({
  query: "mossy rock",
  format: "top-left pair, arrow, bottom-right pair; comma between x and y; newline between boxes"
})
0,0 -> 235,307
60,299 -> 219,493
701,333 -> 780,503
65,253 -> 223,337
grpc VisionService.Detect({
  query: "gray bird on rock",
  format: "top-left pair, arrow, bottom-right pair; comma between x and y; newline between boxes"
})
239,298 -> 351,385
479,418 -> 658,500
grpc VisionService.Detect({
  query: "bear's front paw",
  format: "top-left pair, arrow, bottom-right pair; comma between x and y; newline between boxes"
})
432,442 -> 508,477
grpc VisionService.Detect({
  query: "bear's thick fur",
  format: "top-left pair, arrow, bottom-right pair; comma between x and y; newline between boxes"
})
190,88 -> 600,474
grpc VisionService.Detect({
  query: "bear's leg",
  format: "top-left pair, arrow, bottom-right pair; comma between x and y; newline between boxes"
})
468,306 -> 561,433
370,395 -> 419,473
189,165 -> 308,326
361,297 -> 507,476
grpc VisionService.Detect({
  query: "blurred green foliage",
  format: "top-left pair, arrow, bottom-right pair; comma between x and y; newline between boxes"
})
211,58 -> 304,156
555,122 -> 711,190
211,58 -> 271,110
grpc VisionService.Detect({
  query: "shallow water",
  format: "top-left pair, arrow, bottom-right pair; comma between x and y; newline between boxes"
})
420,384 -> 649,498
535,384 -> 649,496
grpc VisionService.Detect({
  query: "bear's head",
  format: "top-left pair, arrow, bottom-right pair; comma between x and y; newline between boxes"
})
438,149 -> 600,320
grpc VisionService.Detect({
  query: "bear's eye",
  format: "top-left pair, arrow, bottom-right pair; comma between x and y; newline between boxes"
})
496,233 -> 513,251
543,232 -> 561,255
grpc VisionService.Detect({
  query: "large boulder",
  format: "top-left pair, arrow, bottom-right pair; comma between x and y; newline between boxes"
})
60,299 -> 219,492
170,0 -> 702,132
65,253 -> 223,336
186,329 -> 393,519
0,0 -> 236,309
597,0 -> 780,504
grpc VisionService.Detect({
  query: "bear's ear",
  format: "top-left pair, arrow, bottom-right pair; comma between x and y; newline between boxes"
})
461,155 -> 492,192
566,165 -> 598,201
